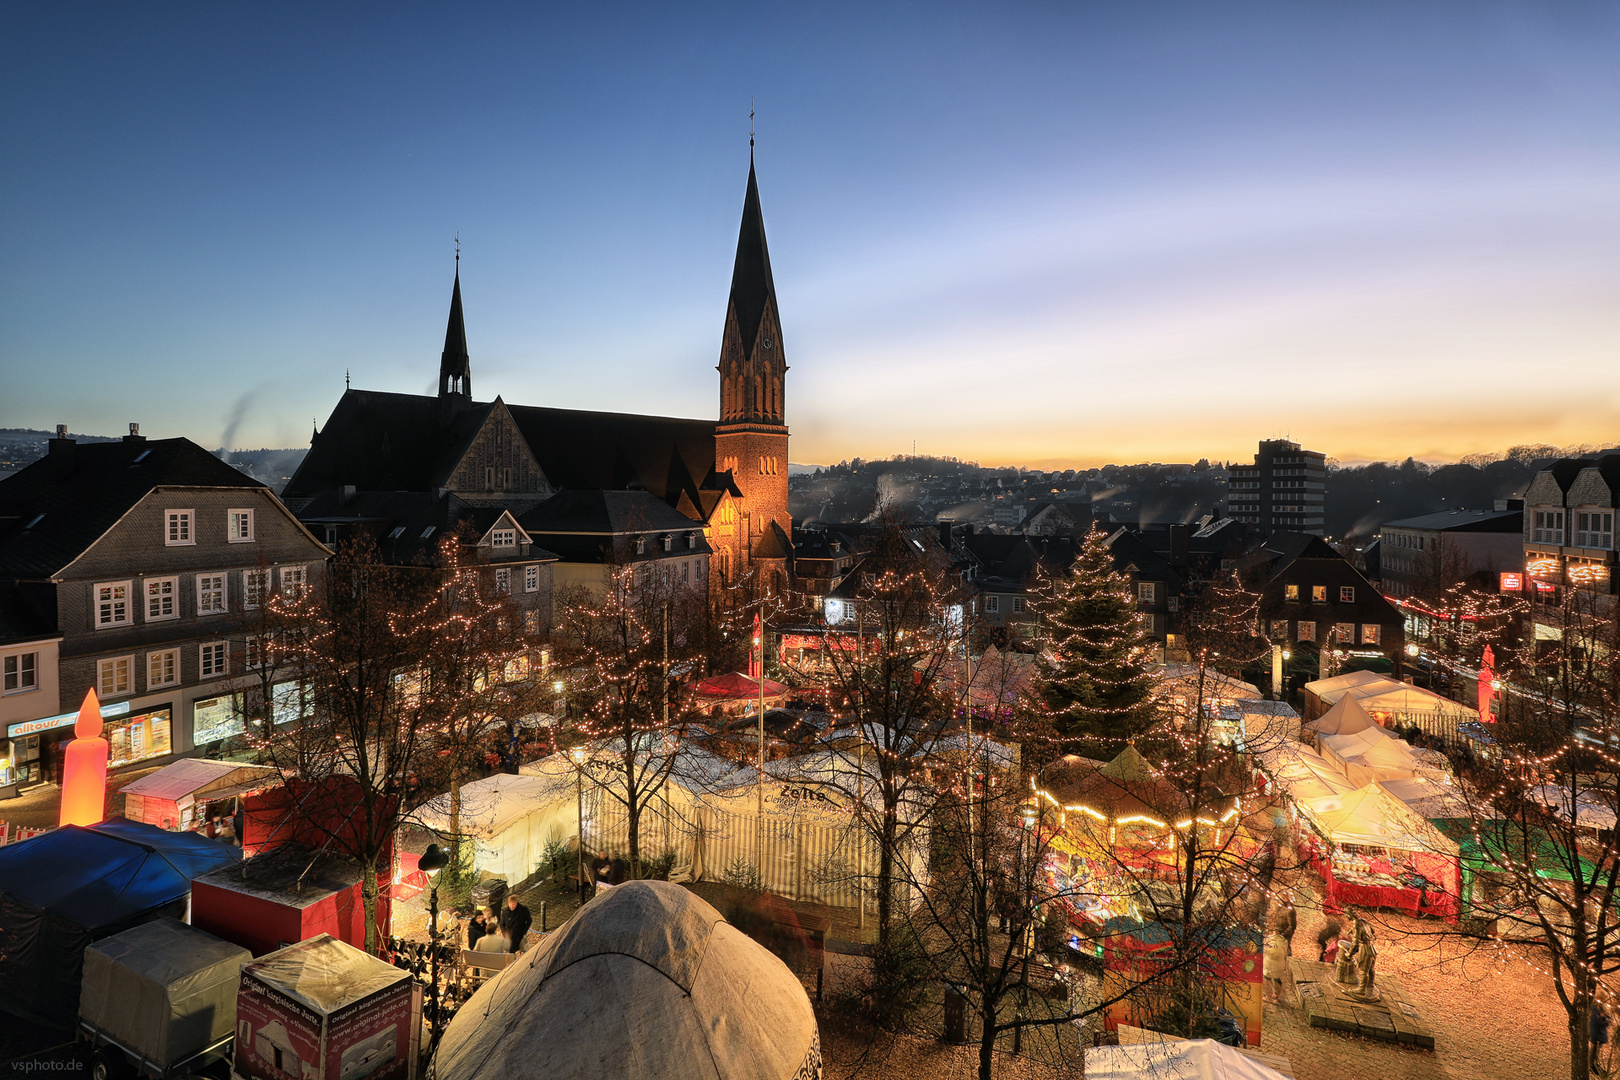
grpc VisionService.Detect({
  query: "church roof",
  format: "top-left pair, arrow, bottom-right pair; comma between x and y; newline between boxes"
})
283,390 -> 491,499
440,265 -> 471,395
506,403 -> 716,508
520,489 -> 704,536
728,155 -> 778,361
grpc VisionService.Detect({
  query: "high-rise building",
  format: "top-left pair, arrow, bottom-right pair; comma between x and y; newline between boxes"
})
1226,439 -> 1326,536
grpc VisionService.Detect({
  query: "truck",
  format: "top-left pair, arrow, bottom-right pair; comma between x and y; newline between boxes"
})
77,918 -> 252,1080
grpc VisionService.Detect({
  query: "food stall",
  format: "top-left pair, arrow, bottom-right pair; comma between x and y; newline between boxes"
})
119,758 -> 279,835
1296,783 -> 1461,920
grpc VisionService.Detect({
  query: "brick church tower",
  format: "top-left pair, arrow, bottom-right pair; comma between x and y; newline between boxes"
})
714,148 -> 791,587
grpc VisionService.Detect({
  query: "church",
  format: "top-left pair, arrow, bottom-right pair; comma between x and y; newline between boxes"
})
282,153 -> 793,594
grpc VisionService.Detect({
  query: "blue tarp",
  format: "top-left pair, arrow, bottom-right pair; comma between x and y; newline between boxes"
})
0,819 -> 239,1027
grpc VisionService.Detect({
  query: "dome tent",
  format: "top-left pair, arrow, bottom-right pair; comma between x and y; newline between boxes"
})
433,880 -> 820,1080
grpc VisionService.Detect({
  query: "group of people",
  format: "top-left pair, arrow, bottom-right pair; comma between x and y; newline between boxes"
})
464,893 -> 533,955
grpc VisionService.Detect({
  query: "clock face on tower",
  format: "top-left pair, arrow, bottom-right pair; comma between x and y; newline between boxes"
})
763,333 -> 774,351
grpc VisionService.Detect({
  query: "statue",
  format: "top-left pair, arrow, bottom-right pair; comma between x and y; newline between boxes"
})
1333,918 -> 1359,984
1338,916 -> 1381,1002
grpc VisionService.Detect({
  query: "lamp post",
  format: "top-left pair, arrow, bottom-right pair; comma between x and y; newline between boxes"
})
1015,803 -> 1039,1054
418,842 -> 450,1048
572,748 -> 587,905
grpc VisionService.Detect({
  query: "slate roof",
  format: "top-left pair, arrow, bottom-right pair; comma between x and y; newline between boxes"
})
296,489 -> 559,565
0,438 -> 263,578
282,391 -> 491,499
1381,509 -> 1522,532
728,155 -> 779,362
506,403 -> 719,509
520,489 -> 708,535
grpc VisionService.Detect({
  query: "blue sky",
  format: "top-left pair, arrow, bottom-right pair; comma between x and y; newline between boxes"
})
4,2 -> 1619,467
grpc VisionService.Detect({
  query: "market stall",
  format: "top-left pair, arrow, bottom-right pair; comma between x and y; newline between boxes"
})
417,771 -> 577,884
1317,726 -> 1422,787
1296,783 -> 1461,920
119,758 -> 279,835
1302,694 -> 1379,741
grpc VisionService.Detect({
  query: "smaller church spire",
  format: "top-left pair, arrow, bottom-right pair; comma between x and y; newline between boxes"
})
439,244 -> 472,403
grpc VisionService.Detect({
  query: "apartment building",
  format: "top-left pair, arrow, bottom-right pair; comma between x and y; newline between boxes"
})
1521,455 -> 1619,631
1226,439 -> 1327,536
0,431 -> 330,783
1378,508 -> 1523,599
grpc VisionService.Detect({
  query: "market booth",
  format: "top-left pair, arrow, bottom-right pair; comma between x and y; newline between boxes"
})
236,934 -> 416,1080
417,771 -> 577,884
1303,672 -> 1475,743
120,758 -> 279,834
191,841 -> 384,957
1296,783 -> 1461,920
0,820 -> 239,1027
433,880 -> 820,1080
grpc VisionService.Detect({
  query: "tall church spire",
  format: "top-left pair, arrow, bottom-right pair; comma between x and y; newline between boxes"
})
718,149 -> 786,426
439,250 -> 472,403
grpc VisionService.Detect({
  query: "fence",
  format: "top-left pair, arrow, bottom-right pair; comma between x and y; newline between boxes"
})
0,822 -> 49,846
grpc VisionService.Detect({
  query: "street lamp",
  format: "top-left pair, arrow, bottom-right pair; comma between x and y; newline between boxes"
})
571,748 -> 587,905
418,842 -> 450,1048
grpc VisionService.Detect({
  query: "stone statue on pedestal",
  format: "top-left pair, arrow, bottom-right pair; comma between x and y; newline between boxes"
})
1337,916 -> 1381,1002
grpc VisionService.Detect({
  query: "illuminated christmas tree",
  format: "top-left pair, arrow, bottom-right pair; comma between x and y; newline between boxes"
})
1032,526 -> 1161,751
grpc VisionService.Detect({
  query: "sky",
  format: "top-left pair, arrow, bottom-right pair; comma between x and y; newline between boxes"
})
4,2 -> 1620,469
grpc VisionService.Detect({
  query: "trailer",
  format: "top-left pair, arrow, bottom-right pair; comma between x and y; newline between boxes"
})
78,918 -> 252,1080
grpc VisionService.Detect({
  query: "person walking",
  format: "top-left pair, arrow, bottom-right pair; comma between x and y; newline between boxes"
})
500,893 -> 533,954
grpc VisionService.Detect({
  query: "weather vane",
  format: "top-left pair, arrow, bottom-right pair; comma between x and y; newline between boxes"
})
749,101 -> 755,148
455,232 -> 461,267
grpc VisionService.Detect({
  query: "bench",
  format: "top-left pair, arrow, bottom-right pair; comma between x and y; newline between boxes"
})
460,948 -> 519,987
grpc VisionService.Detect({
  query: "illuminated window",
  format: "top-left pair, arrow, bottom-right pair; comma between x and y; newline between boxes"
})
243,569 -> 269,609
1297,621 -> 1316,642
1311,586 -> 1327,603
145,577 -> 178,621
1339,586 -> 1355,603
147,650 -> 178,689
1361,624 -> 1381,645
98,656 -> 133,698
1334,622 -> 1355,642
96,581 -> 132,627
1285,585 -> 1299,601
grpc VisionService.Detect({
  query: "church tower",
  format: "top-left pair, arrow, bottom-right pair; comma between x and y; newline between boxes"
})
714,149 -> 791,584
439,255 -> 473,422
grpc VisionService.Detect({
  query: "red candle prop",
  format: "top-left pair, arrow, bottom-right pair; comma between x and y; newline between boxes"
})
59,688 -> 109,827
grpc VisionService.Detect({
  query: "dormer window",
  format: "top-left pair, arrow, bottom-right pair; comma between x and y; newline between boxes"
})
491,529 -> 517,548
662,535 -> 673,552
686,533 -> 697,549
635,537 -> 647,555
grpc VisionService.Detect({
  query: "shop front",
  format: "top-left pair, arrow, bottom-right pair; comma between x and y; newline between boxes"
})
6,699 -> 136,785
104,704 -> 174,768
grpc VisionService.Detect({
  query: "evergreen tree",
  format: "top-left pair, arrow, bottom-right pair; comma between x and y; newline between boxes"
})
1032,526 -> 1160,751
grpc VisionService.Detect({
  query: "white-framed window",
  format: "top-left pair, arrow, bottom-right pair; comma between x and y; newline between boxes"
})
1311,585 -> 1327,603
1297,621 -> 1316,642
1285,585 -> 1299,601
491,529 -> 517,549
3,652 -> 37,694
635,537 -> 647,555
145,576 -> 178,621
1012,597 -> 1026,613
495,568 -> 511,594
662,535 -> 673,552
1339,586 -> 1356,603
196,574 -> 227,615
147,649 -> 178,689
245,635 -> 267,670
1138,582 -> 1157,603
98,655 -> 133,698
1271,620 -> 1290,638
687,533 -> 697,549
228,508 -> 255,542
1361,624 -> 1381,645
524,564 -> 539,593
984,596 -> 1000,613
1333,622 -> 1356,642
1533,509 -> 1565,544
199,641 -> 228,679
280,565 -> 307,597
96,581 -> 133,627
243,568 -> 270,610
1576,512 -> 1614,550
166,510 -> 194,546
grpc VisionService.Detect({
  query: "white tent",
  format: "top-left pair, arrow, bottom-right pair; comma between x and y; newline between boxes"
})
1157,665 -> 1263,715
1382,775 -> 1471,820
1319,727 -> 1422,787
1530,784 -> 1619,831
1302,695 -> 1378,740
1304,671 -> 1474,730
1297,783 -> 1459,856
1302,668 -> 1389,704
417,772 -> 576,884
119,758 -> 279,832
1086,1039 -> 1291,1080
1239,700 -> 1301,750
1256,740 -> 1356,805
433,881 -> 821,1080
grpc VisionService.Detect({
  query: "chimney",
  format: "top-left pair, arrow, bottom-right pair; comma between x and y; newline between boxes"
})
937,519 -> 954,549
124,423 -> 145,442
1169,523 -> 1190,571
49,425 -> 76,459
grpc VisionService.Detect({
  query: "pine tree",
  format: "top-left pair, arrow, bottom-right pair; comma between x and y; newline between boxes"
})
1032,526 -> 1160,751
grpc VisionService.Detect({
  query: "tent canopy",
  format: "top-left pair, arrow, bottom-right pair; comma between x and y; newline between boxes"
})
1303,669 -> 1389,700
244,933 -> 408,1015
689,671 -> 790,700
1318,727 -> 1422,786
1298,783 -> 1459,855
418,773 -> 573,839
1529,785 -> 1619,830
433,881 -> 819,1080
1304,695 -> 1377,739
1086,1038 -> 1290,1080
119,759 -> 277,803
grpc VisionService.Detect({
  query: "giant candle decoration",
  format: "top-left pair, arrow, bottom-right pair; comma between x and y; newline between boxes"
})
58,688 -> 109,827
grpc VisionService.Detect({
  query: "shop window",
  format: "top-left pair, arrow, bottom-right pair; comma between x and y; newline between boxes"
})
106,706 -> 172,767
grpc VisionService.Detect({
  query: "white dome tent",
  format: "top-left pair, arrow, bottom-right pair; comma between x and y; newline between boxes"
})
432,880 -> 821,1080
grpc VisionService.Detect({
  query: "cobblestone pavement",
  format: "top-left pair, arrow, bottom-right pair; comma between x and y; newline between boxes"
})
1257,871 -> 1577,1080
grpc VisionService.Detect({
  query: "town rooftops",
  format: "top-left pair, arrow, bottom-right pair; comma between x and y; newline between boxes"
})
1381,509 -> 1522,532
0,437 -> 262,578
